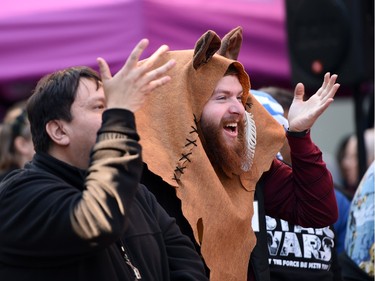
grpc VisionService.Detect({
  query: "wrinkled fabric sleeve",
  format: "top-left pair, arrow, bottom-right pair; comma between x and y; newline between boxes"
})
263,131 -> 338,227
71,109 -> 142,242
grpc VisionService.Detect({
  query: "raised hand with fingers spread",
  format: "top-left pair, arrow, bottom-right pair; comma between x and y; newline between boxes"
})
97,39 -> 176,112
288,72 -> 340,132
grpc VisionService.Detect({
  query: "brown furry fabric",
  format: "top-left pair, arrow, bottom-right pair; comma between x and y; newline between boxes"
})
135,27 -> 285,281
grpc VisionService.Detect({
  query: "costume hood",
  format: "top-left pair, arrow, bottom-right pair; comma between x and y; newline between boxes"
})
135,26 -> 285,281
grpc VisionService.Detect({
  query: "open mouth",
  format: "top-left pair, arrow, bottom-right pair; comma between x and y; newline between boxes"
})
224,122 -> 238,136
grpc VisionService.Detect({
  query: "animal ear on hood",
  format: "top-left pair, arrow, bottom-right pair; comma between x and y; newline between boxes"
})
217,26 -> 243,60
193,30 -> 221,70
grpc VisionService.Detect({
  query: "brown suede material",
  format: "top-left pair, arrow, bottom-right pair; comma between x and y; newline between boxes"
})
135,29 -> 285,281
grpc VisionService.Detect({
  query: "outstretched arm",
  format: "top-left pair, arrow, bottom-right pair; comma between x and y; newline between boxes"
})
263,73 -> 340,227
288,72 -> 340,132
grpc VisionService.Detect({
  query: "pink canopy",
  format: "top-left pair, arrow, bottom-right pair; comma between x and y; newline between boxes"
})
0,0 -> 291,103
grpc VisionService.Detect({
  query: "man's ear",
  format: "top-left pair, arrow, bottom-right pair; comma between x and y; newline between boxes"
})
45,120 -> 69,146
193,30 -> 221,70
217,26 -> 243,60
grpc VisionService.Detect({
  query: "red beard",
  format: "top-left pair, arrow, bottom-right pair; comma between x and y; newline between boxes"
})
200,116 -> 247,175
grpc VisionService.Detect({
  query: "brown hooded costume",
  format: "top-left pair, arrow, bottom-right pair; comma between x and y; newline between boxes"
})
135,27 -> 285,280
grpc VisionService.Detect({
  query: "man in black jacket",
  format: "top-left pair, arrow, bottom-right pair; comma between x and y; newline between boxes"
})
0,39 -> 208,281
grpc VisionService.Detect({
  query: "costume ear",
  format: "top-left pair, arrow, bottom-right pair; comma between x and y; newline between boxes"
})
193,30 -> 221,70
217,26 -> 243,60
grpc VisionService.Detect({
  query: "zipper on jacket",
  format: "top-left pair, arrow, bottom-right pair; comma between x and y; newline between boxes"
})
118,240 -> 142,280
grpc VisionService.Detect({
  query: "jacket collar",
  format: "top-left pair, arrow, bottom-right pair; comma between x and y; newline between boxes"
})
27,152 -> 87,191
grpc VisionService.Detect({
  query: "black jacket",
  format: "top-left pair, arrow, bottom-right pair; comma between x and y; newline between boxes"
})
0,109 -> 207,281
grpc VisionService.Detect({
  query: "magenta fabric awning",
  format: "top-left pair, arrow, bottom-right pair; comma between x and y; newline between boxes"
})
0,0 -> 143,83
0,0 -> 291,100
143,0 -> 291,88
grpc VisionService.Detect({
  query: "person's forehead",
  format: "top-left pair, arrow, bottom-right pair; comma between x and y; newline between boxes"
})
214,75 -> 242,89
75,78 -> 104,103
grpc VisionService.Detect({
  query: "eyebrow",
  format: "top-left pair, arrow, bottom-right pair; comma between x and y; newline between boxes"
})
213,89 -> 243,96
86,95 -> 106,106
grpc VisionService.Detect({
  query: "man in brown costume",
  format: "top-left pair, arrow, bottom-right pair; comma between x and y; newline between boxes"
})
136,27 -> 339,280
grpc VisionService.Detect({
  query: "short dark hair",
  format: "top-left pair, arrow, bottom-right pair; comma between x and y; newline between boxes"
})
27,66 -> 101,153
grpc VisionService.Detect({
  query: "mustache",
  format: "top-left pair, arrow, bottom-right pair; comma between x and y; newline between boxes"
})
221,116 -> 242,125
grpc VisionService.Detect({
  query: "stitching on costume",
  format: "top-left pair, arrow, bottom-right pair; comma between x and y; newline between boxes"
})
189,126 -> 198,134
174,166 -> 186,174
172,173 -> 180,183
179,152 -> 192,162
172,115 -> 199,182
185,138 -> 197,147
245,102 -> 252,111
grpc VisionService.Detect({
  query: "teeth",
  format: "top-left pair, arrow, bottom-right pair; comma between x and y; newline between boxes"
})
226,123 -> 237,128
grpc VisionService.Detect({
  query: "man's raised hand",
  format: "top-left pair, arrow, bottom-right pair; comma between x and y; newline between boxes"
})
288,72 -> 340,132
97,39 -> 176,112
